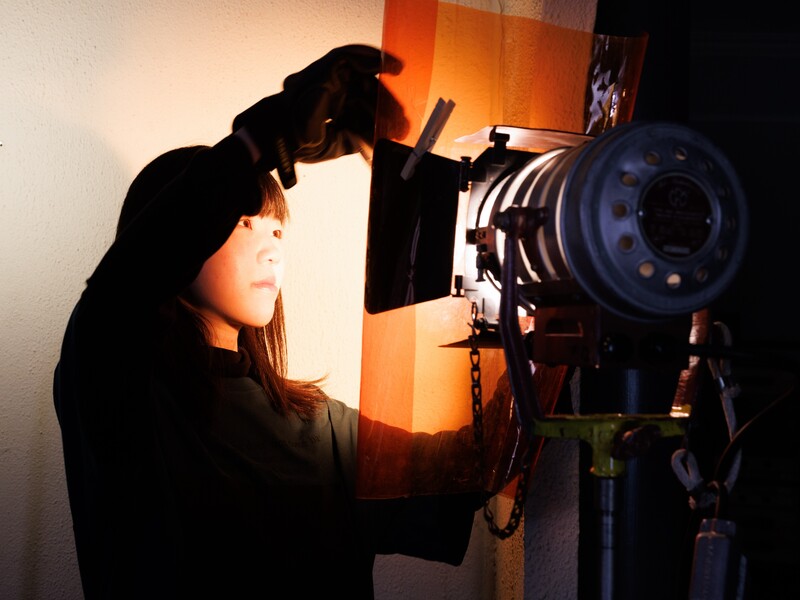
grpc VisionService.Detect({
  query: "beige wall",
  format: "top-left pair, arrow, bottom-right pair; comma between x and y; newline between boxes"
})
1,1 -> 594,597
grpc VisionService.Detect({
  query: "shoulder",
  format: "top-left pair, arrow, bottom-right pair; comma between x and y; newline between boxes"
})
322,396 -> 359,453
323,397 -> 359,429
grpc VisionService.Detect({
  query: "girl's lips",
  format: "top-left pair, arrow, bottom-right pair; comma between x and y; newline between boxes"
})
253,280 -> 278,292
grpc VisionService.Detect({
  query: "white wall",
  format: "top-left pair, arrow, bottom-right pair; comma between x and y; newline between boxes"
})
1,1 -> 594,598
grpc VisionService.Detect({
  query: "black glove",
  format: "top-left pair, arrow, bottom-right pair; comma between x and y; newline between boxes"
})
233,44 -> 407,188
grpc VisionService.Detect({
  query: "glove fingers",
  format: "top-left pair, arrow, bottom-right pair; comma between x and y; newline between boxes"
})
329,44 -> 403,77
308,76 -> 408,144
284,44 -> 403,92
295,97 -> 372,162
375,80 -> 409,141
292,70 -> 375,149
301,130 -> 366,164
281,44 -> 408,163
293,82 -> 409,162
283,45 -> 377,91
334,78 -> 409,144
293,87 -> 339,147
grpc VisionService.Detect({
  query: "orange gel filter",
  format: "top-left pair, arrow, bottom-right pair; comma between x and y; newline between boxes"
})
357,0 -> 647,498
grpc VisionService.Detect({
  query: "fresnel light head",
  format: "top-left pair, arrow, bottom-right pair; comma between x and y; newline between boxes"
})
366,121 -> 748,371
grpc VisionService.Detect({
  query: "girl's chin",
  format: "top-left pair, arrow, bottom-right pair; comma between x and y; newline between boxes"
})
248,313 -> 275,328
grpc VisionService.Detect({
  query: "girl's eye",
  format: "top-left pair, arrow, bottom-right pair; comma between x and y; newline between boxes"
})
238,218 -> 253,229
273,229 -> 283,239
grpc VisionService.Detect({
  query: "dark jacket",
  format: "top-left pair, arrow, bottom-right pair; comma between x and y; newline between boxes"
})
53,136 -> 478,599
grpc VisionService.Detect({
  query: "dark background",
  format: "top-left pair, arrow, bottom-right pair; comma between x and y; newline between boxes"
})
580,2 -> 799,598
597,0 -> 800,348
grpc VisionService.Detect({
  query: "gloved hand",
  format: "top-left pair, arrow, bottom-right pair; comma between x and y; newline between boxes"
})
233,44 -> 408,188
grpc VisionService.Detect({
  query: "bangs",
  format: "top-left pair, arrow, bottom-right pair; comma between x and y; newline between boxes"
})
257,170 -> 289,223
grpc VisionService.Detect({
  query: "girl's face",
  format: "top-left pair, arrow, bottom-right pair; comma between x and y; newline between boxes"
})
187,213 -> 285,350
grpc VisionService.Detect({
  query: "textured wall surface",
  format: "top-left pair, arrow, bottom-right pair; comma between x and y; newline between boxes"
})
1,1 -> 592,598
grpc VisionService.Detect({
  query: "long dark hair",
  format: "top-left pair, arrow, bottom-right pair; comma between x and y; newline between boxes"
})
119,145 -> 326,420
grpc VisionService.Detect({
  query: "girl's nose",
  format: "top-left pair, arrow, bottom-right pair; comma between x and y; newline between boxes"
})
258,235 -> 282,264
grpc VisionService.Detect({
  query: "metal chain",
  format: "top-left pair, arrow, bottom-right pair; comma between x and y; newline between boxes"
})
469,302 -> 533,539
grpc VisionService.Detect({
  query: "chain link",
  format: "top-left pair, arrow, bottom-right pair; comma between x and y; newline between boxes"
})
469,302 -> 533,539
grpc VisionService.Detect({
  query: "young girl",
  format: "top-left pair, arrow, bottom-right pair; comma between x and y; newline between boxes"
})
53,46 -> 485,599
